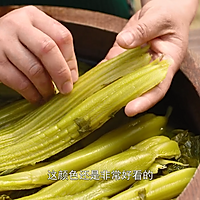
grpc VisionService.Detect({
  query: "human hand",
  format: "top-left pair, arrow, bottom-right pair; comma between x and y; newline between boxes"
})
0,6 -> 78,104
104,0 -> 198,117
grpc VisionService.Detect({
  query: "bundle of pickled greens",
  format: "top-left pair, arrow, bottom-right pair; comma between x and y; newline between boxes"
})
0,45 -> 198,200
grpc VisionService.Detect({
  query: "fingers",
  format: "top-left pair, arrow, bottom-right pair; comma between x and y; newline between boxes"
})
105,0 -> 193,118
4,39 -> 55,102
103,42 -> 127,62
116,9 -> 174,49
0,53 -> 42,104
124,68 -> 174,117
0,6 -> 79,103
28,6 -> 78,83
18,25 -> 73,94
150,38 -> 186,74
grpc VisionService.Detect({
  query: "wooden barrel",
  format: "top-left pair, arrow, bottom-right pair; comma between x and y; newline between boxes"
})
0,5 -> 200,199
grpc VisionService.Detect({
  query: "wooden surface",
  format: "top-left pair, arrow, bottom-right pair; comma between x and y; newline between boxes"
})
178,167 -> 200,200
0,5 -> 127,33
0,5 -> 200,199
176,50 -> 200,199
180,50 -> 200,96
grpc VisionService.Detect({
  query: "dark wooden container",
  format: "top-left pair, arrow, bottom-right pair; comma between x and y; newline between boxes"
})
0,5 -> 200,199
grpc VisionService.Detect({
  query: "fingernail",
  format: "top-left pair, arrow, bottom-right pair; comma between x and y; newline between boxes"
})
118,31 -> 134,46
61,81 -> 73,94
71,69 -> 78,83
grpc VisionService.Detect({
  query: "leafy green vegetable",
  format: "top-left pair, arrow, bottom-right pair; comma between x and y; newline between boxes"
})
172,129 -> 200,167
161,129 -> 200,175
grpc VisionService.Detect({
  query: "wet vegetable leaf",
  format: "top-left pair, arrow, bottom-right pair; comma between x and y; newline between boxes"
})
172,129 -> 200,167
162,129 -> 200,175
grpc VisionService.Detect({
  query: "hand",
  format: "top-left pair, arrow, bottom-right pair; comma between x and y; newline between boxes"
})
104,0 -> 198,117
0,6 -> 78,104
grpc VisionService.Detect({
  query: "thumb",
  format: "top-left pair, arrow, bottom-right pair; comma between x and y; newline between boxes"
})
116,12 -> 173,48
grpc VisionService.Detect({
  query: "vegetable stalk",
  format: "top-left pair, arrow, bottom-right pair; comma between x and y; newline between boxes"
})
16,136 -> 180,200
0,113 -> 167,191
0,46 -> 151,148
0,59 -> 169,171
110,168 -> 196,200
0,99 -> 36,129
